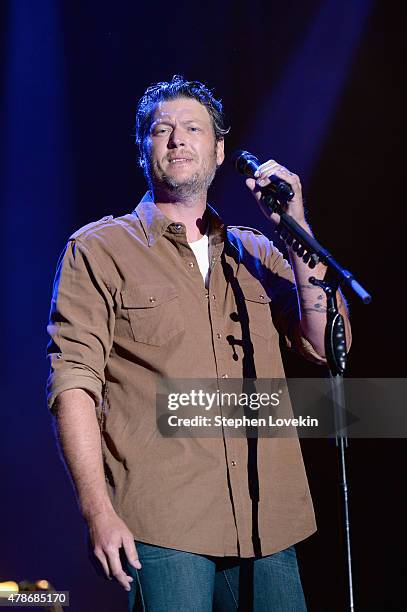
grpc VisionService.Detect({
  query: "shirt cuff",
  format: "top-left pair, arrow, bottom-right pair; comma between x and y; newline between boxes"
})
47,374 -> 103,414
285,325 -> 327,365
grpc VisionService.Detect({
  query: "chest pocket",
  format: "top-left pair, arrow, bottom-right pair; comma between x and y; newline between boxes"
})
239,280 -> 276,339
121,284 -> 184,346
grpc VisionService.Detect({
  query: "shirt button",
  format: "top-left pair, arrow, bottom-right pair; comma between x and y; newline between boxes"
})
231,460 -> 237,467
216,333 -> 222,339
259,294 -> 265,300
222,374 -> 228,379
188,261 -> 194,268
149,296 -> 156,303
212,294 -> 216,300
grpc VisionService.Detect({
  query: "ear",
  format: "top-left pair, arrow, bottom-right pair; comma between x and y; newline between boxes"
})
139,146 -> 149,170
216,139 -> 225,167
139,138 -> 149,168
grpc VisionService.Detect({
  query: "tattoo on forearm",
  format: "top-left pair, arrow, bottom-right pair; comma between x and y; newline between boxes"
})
298,284 -> 326,299
302,305 -> 327,314
299,285 -> 326,307
298,283 -> 346,316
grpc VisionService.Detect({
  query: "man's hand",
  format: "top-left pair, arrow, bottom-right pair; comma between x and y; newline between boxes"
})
53,389 -> 142,593
245,158 -> 307,228
245,158 -> 351,358
87,508 -> 141,591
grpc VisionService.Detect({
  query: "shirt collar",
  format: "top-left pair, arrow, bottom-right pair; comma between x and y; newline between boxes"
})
132,191 -> 226,247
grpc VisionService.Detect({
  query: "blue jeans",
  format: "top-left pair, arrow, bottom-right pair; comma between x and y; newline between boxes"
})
125,541 -> 307,611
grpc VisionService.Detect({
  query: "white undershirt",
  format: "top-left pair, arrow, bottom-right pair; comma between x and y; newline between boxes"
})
188,233 -> 210,288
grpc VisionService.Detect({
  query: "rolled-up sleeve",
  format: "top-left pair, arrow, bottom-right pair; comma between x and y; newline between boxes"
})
265,241 -> 326,365
46,238 -> 115,412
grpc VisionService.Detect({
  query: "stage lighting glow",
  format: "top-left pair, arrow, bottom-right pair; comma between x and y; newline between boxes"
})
0,581 -> 19,595
36,580 -> 50,589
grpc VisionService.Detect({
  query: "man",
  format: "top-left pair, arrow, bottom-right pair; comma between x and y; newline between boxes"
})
47,75 -> 350,611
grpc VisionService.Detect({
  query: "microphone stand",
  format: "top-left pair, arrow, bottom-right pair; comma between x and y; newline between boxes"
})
260,190 -> 371,612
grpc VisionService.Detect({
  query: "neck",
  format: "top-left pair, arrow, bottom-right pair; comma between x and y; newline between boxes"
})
152,187 -> 208,242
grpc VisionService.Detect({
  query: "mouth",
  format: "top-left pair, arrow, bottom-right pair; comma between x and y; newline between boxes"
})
167,157 -> 193,164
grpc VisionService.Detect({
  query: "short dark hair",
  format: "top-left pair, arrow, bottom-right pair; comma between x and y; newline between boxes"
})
135,74 -> 230,165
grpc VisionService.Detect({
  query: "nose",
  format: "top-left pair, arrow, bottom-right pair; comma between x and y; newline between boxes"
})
168,126 -> 185,148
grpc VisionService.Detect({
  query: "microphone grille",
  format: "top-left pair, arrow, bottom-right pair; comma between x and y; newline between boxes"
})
231,150 -> 259,176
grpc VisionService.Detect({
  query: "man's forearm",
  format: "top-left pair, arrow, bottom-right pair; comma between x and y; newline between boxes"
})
53,388 -> 114,520
247,158 -> 352,359
288,225 -> 352,358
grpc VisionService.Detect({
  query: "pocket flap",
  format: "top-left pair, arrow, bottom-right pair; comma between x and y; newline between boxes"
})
121,284 -> 178,308
240,281 -> 271,304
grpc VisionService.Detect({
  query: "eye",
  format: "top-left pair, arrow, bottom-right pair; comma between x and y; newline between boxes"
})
188,126 -> 201,132
153,126 -> 170,135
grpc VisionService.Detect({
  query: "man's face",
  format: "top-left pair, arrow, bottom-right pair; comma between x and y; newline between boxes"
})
143,97 -> 225,198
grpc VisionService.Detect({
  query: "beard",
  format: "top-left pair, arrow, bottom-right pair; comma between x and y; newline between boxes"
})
146,150 -> 218,203
160,164 -> 217,200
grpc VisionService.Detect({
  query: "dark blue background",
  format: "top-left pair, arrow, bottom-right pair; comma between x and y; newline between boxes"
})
0,1 -> 403,610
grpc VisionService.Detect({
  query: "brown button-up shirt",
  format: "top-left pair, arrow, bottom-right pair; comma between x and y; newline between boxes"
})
47,193 -> 320,557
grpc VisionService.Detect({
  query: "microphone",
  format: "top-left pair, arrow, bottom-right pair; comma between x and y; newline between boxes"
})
231,150 -> 294,202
